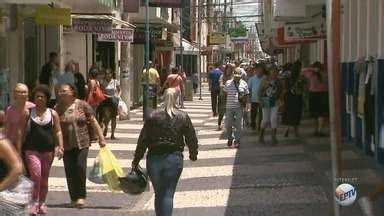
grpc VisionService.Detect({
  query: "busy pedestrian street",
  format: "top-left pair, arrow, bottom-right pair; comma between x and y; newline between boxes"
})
40,84 -> 383,216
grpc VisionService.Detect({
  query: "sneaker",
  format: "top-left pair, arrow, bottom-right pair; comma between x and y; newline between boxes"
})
227,139 -> 233,147
358,197 -> 374,216
38,203 -> 48,214
76,199 -> 85,209
233,141 -> 240,148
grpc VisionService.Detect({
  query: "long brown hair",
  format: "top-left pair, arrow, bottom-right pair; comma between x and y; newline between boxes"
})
223,64 -> 234,83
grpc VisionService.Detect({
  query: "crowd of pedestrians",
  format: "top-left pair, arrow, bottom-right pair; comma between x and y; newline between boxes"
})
207,59 -> 329,148
0,52 -> 112,215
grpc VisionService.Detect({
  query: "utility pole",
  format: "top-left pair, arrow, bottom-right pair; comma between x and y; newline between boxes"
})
120,4 -> 131,120
327,0 -> 341,215
143,0 -> 150,121
198,0 -> 203,100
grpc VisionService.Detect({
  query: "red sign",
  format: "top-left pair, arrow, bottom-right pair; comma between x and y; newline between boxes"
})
98,29 -> 134,42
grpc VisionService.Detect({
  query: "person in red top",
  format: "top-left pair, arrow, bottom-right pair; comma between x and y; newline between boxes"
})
162,67 -> 184,98
302,62 -> 329,136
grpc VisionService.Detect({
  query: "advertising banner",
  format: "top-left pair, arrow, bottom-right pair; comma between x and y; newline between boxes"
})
208,32 -> 226,45
284,21 -> 326,42
69,18 -> 113,34
35,6 -> 71,26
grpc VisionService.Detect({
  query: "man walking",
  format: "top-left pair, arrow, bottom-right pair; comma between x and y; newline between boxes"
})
208,62 -> 223,117
39,52 -> 60,107
224,68 -> 249,148
142,61 -> 160,109
248,63 -> 265,131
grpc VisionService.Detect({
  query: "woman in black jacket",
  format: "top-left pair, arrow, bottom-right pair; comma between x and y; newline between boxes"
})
132,87 -> 198,216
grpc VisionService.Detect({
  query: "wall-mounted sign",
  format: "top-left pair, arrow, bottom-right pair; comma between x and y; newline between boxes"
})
69,18 -> 112,34
208,32 -> 226,45
0,9 -> 3,24
284,21 -> 326,42
98,28 -> 134,42
35,6 -> 71,26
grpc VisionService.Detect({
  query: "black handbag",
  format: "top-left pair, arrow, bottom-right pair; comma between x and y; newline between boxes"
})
119,165 -> 148,195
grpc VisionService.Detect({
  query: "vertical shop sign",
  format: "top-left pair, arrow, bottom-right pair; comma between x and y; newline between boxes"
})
124,0 -> 140,12
144,0 -> 182,8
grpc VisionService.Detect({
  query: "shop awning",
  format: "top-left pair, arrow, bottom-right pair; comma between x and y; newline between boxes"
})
71,14 -> 135,29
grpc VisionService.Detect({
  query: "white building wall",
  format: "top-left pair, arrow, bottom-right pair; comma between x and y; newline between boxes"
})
341,0 -> 349,62
378,0 -> 384,58
367,0 -> 379,57
348,0 -> 358,61
357,0 -> 367,59
62,33 -> 91,77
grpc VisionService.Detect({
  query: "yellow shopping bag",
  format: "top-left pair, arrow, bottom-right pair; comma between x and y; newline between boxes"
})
99,147 -> 125,192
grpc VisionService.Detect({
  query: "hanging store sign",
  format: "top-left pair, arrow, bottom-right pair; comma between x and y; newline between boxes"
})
69,18 -> 112,34
35,6 -> 71,26
98,28 -> 134,42
133,27 -> 163,44
284,21 -> 326,42
208,32 -> 226,45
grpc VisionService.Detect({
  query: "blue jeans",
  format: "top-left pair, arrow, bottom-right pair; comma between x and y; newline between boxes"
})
147,152 -> 183,216
225,108 -> 243,142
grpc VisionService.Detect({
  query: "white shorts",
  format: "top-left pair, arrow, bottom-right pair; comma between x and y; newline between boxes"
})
261,106 -> 279,129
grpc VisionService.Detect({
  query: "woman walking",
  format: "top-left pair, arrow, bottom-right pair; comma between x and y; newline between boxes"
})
282,61 -> 306,137
0,110 -> 23,191
5,83 -> 35,154
218,64 -> 234,130
23,85 -> 64,215
162,67 -> 184,100
55,84 -> 106,209
303,62 -> 329,136
132,88 -> 198,216
99,69 -> 121,139
258,67 -> 283,145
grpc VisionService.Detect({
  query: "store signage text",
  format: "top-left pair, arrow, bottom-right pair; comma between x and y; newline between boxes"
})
70,18 -> 112,34
208,32 -> 226,45
98,28 -> 134,42
284,21 -> 326,41
35,6 -> 71,26
133,27 -> 163,44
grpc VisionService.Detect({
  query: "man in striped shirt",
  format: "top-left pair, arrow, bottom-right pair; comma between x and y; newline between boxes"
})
223,68 -> 249,148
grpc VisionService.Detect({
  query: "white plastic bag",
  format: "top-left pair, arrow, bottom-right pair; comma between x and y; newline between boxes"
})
118,97 -> 129,120
0,176 -> 33,205
88,156 -> 104,184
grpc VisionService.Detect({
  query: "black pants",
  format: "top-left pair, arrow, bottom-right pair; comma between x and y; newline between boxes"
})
63,147 -> 89,201
210,90 -> 220,115
250,102 -> 262,129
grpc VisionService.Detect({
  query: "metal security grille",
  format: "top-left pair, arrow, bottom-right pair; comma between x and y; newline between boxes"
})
0,200 -> 26,216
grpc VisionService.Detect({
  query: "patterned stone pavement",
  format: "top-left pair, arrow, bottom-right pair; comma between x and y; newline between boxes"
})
44,84 -> 384,216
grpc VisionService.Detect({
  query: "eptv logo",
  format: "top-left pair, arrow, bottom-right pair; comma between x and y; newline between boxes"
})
335,183 -> 357,206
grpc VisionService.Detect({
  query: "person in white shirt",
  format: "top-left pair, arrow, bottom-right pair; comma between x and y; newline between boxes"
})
223,68 -> 249,148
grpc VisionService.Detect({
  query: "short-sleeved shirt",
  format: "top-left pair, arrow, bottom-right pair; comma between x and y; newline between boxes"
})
58,72 -> 75,86
224,79 -> 249,109
55,99 -> 94,150
208,68 -> 223,92
143,68 -> 160,85
248,75 -> 264,103
5,101 -> 35,146
102,79 -> 120,97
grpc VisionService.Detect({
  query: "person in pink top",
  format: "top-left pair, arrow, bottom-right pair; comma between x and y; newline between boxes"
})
4,83 -> 35,154
163,67 -> 184,97
302,62 -> 329,136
